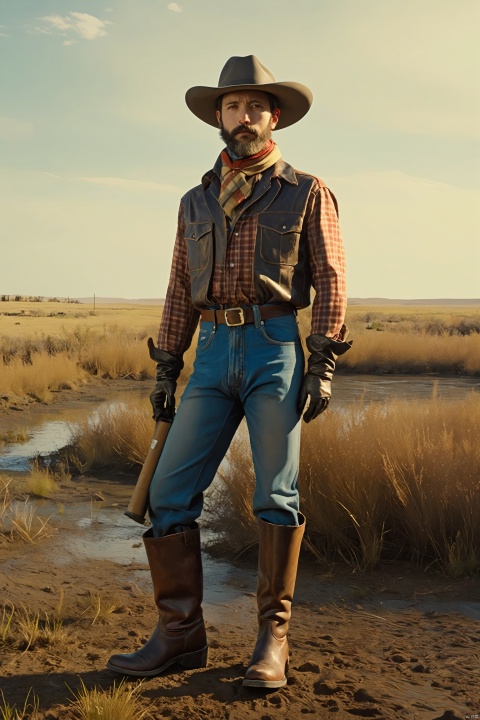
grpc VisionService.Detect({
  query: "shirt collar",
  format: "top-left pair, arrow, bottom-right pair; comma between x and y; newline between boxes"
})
271,159 -> 298,185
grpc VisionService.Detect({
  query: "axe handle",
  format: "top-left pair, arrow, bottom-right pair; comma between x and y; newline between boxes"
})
124,420 -> 171,524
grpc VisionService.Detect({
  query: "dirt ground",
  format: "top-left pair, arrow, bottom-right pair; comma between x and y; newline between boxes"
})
1,391 -> 480,720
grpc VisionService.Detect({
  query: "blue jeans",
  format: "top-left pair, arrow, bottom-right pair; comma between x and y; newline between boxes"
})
148,311 -> 305,536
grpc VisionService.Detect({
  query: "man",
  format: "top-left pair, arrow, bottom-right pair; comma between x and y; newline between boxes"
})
107,55 -> 350,689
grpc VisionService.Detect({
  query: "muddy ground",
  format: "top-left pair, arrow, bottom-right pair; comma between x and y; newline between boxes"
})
0,387 -> 479,719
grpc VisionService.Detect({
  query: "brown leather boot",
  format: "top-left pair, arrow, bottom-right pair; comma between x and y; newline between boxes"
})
107,525 -> 208,677
243,514 -> 305,688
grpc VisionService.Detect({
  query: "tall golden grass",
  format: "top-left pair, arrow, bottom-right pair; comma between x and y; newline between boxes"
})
300,392 -> 480,574
62,394 -> 480,575
298,305 -> 480,374
0,355 -> 83,402
66,404 -> 152,474
206,393 -> 480,575
338,331 -> 480,374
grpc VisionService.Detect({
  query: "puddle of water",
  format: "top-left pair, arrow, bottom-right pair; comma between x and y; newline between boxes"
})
0,420 -> 75,472
334,374 -> 479,403
0,387 -> 149,473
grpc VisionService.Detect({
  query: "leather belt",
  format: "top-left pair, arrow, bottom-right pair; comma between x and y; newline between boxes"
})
200,303 -> 295,327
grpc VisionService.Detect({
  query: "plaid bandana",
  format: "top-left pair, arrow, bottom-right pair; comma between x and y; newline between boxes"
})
219,140 -> 282,219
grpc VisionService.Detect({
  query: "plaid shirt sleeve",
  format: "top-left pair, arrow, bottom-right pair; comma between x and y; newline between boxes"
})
157,202 -> 200,356
306,179 -> 348,340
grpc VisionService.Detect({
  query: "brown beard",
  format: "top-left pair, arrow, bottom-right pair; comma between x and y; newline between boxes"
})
219,121 -> 272,158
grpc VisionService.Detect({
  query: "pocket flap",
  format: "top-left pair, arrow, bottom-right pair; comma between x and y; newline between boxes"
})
258,213 -> 303,234
185,222 -> 212,242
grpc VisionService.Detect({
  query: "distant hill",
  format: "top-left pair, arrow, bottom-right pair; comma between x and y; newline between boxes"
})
348,298 -> 480,306
74,297 -> 165,305
73,297 -> 480,307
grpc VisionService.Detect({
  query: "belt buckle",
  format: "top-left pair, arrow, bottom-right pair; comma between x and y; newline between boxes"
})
224,307 -> 244,326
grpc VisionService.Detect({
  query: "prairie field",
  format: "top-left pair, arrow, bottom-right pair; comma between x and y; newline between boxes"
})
1,301 -> 479,718
0,301 -> 161,405
1,299 -> 479,407
1,299 -> 479,572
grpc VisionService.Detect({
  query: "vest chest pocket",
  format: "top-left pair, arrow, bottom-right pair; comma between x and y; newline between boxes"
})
185,221 -> 213,275
258,213 -> 303,266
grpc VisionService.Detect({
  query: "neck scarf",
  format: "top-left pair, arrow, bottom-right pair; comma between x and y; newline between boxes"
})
219,140 -> 282,219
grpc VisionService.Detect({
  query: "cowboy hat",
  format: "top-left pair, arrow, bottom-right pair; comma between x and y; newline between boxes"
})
185,55 -> 313,130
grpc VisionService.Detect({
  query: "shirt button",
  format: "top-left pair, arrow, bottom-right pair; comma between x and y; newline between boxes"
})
229,263 -> 234,268
235,232 -> 239,236
282,225 -> 287,230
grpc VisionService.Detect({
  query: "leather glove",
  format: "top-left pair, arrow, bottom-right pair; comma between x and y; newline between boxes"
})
147,337 -> 184,422
298,334 -> 352,423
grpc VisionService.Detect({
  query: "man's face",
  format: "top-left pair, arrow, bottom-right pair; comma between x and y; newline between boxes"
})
216,90 -> 280,157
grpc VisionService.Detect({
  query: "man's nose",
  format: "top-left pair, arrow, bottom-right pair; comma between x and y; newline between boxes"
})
239,110 -> 251,124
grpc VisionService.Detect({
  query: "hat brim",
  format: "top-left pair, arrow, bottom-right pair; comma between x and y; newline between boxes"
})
185,81 -> 312,130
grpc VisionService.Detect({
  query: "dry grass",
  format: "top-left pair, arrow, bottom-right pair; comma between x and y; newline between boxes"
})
0,477 -> 13,524
67,402 -> 153,474
8,499 -> 54,544
0,429 -> 30,445
298,394 -> 479,572
205,393 -> 480,575
16,606 -> 42,652
79,592 -> 123,625
0,302 -> 164,405
40,614 -> 68,646
0,479 -> 54,544
0,689 -> 39,720
344,304 -> 480,337
0,354 -> 83,402
298,304 -> 480,375
0,603 -> 15,643
8,604 -> 67,652
338,330 -> 480,375
25,463 -> 68,498
68,679 -> 150,720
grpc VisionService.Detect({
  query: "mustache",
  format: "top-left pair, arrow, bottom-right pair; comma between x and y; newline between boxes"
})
232,125 -> 258,137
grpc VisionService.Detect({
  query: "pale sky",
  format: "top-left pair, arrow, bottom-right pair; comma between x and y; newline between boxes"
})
1,0 -> 479,300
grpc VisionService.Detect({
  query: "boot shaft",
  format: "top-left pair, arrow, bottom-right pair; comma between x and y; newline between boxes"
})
143,526 -> 204,631
256,514 -> 305,628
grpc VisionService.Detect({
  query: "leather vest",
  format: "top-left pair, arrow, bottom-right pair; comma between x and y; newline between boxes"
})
181,158 -> 325,309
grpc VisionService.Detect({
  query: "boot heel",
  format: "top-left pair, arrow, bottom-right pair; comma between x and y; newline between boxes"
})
181,645 -> 208,669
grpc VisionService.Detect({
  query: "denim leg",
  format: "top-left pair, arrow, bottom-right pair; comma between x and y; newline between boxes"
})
148,314 -> 304,535
242,315 -> 305,526
148,323 -> 243,536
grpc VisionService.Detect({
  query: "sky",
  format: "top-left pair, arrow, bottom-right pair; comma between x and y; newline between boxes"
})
1,0 -> 479,300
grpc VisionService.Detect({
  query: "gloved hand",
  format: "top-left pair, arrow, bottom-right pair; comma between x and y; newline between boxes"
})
298,334 -> 352,423
147,338 -> 184,422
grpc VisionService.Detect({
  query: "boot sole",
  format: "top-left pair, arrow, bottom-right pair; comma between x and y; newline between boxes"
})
106,645 -> 208,677
242,676 -> 287,689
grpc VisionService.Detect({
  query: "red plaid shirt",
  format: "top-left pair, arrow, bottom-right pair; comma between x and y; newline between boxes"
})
158,167 -> 347,356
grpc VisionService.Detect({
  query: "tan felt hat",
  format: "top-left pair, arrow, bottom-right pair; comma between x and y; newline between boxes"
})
185,55 -> 313,130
